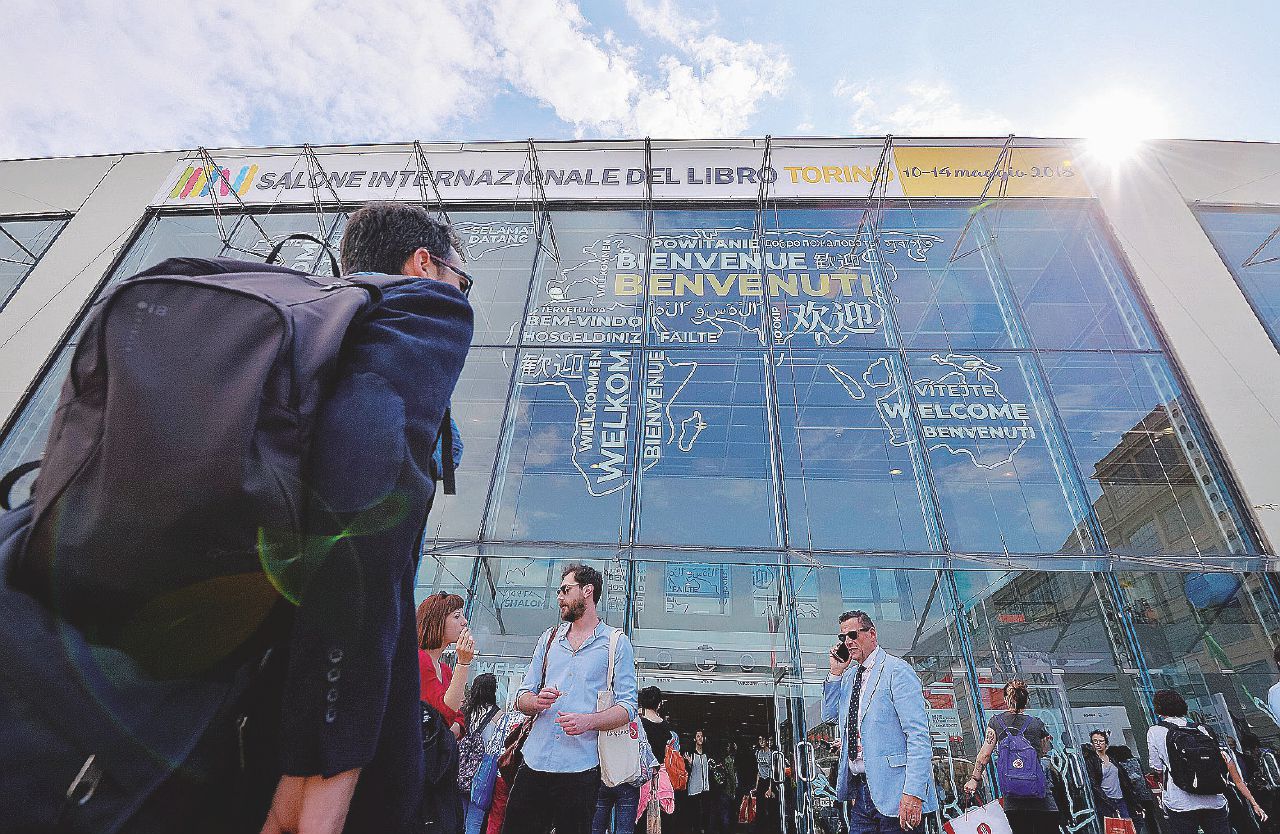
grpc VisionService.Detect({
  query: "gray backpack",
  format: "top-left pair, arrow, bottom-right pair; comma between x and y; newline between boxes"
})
7,252 -> 408,675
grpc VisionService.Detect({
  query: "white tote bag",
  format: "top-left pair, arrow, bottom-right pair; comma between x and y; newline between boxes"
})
598,628 -> 642,787
942,799 -> 1012,834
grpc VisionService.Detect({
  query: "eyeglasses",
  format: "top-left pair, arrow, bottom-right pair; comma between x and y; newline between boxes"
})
558,583 -> 581,596
837,627 -> 873,642
435,258 -> 474,296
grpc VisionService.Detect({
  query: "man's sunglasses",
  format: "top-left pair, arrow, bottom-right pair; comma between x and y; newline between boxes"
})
436,258 -> 474,296
837,627 -> 873,641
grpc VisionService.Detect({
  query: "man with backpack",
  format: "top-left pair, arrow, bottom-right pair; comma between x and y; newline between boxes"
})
0,200 -> 474,834
1147,689 -> 1268,834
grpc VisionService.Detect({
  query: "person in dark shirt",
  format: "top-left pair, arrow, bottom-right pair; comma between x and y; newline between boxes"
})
260,202 -> 474,834
963,679 -> 1055,834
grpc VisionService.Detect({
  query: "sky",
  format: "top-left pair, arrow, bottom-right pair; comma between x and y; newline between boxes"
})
1,0 -> 1277,161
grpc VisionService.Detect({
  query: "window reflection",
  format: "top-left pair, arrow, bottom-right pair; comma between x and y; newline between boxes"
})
487,348 -> 639,544
1197,208 -> 1280,351
523,210 -> 648,347
1042,353 -> 1254,555
0,215 -> 69,312
903,351 -> 1093,553
775,350 -> 934,552
635,349 -> 778,547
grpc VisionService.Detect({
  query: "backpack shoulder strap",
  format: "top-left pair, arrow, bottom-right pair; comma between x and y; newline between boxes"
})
474,705 -> 499,735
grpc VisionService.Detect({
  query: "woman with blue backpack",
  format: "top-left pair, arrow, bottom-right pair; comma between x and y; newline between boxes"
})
963,679 -> 1059,834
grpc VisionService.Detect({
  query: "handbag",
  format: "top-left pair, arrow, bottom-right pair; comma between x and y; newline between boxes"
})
737,793 -> 757,825
470,752 -> 500,811
665,733 -> 688,790
1103,819 -> 1137,834
942,799 -> 1012,834
598,628 -> 642,787
498,627 -> 556,783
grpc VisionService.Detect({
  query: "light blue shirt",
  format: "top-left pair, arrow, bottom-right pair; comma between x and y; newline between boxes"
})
516,620 -> 638,773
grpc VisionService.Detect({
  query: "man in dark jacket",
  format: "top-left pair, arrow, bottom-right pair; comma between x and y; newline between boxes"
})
260,202 -> 474,834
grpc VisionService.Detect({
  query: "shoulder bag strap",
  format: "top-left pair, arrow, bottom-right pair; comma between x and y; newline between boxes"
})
605,627 -> 621,692
475,705 -> 499,735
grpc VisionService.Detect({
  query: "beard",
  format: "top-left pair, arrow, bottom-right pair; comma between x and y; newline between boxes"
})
560,598 -> 586,622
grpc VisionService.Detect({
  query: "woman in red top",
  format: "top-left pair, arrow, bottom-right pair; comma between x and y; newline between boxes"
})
417,591 -> 478,738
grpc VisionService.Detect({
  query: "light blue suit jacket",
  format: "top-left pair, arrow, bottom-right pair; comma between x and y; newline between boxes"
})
821,648 -> 938,816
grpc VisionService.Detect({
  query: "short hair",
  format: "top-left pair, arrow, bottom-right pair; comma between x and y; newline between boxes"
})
562,563 -> 603,606
1090,729 -> 1109,740
639,686 -> 663,710
839,610 -> 874,630
1153,689 -> 1188,718
416,591 -> 464,650
339,202 -> 462,276
1004,679 -> 1029,711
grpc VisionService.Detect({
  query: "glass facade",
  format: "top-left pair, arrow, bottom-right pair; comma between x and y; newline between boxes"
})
3,195 -> 1277,834
1197,207 -> 1280,352
0,214 -> 70,312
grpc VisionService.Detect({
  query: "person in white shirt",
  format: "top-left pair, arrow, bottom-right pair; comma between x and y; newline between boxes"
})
1147,689 -> 1267,834
1267,645 -> 1280,728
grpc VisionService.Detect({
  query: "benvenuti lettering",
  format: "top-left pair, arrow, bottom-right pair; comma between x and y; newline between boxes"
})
615,273 -> 864,297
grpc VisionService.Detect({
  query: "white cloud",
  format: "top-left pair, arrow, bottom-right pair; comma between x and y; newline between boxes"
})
0,0 -> 792,159
833,79 -> 1012,137
0,0 -> 492,159
623,0 -> 790,137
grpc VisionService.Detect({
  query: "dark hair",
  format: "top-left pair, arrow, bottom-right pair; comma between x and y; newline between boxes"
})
462,673 -> 499,724
1090,729 -> 1109,741
1108,745 -> 1133,762
562,563 -> 604,606
1004,679 -> 1029,711
839,610 -> 874,630
1153,689 -> 1189,718
639,686 -> 663,710
416,591 -> 464,650
339,202 -> 461,276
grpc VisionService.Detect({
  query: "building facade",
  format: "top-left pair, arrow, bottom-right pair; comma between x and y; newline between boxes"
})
3,137 -> 1280,832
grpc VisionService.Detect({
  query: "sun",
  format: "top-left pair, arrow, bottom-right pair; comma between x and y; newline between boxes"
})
1071,89 -> 1170,166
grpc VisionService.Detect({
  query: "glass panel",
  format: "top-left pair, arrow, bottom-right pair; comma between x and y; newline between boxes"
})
647,209 -> 767,350
453,210 -> 539,345
635,349 -> 779,548
523,210 -> 648,348
767,207 -> 891,351
1121,570 -> 1280,751
487,348 -> 640,544
0,213 -> 227,503
1197,208 -> 1280,351
904,351 -> 1093,554
1042,352 -> 1255,555
958,569 -> 1152,834
793,566 -> 984,831
879,206 -> 1022,351
989,205 -> 1154,350
423,348 -> 512,542
775,350 -> 934,552
227,210 -> 342,274
631,559 -> 786,679
0,216 -> 68,310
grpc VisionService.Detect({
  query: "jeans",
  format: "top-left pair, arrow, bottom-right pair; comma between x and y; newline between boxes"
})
1100,795 -> 1133,819
847,777 -> 922,834
592,781 -> 641,834
1162,806 -> 1231,834
502,765 -> 602,834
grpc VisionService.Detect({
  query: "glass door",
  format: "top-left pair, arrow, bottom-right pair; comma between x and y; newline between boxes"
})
774,683 -> 813,834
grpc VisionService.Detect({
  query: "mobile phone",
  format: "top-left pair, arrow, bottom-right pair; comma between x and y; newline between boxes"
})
833,643 -> 850,663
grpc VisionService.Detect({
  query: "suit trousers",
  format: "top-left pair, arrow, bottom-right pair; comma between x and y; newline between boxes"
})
502,764 -> 601,834
847,776 -> 922,834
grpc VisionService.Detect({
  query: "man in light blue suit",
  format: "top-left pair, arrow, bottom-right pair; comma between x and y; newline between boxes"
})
823,610 -> 937,833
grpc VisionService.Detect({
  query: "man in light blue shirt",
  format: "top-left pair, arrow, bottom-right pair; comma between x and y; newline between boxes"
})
502,563 -> 638,834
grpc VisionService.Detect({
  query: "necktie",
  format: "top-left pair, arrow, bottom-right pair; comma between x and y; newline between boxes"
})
845,664 -> 865,762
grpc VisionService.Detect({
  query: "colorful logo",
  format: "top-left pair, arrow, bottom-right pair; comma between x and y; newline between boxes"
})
167,164 -> 259,200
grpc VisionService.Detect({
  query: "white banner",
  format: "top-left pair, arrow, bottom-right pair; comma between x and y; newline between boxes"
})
153,144 -> 1089,207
